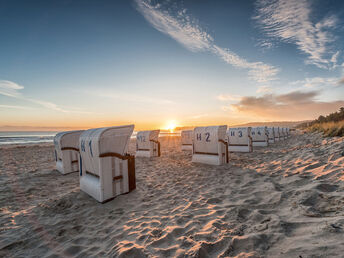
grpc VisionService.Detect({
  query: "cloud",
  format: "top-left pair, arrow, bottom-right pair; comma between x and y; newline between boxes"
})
339,78 -> 344,84
0,104 -> 34,110
331,51 -> 340,65
254,0 -> 339,69
211,46 -> 278,83
230,90 -> 344,120
0,80 -> 24,97
275,91 -> 318,104
258,40 -> 274,50
217,94 -> 241,101
290,77 -> 339,88
26,98 -> 71,113
256,85 -> 273,93
136,0 -> 278,83
135,1 -> 212,52
0,80 -> 93,113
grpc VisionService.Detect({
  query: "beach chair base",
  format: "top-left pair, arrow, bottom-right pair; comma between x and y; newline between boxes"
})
252,141 -> 268,147
80,155 -> 136,203
228,146 -> 252,153
192,154 -> 224,165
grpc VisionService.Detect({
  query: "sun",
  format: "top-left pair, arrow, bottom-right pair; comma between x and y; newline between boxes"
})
164,121 -> 177,132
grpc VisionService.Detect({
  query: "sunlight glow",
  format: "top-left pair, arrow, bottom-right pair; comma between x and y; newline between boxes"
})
164,121 -> 177,132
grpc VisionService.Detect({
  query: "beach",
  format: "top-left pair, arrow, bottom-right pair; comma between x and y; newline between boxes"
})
1,131 -> 344,257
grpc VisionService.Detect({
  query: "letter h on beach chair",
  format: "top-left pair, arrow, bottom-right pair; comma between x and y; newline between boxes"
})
192,125 -> 228,165
79,125 -> 136,203
227,127 -> 253,153
181,130 -> 193,151
267,127 -> 275,143
135,130 -> 160,157
54,130 -> 84,174
266,127 -> 275,143
251,127 -> 269,147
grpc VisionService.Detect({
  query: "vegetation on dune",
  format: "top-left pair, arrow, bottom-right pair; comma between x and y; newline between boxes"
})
298,107 -> 344,137
307,120 -> 344,137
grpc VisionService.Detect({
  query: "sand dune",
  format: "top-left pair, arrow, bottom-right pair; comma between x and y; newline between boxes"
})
0,131 -> 344,257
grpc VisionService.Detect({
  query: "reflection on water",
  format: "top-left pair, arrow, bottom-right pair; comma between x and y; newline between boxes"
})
0,131 -> 182,145
0,132 -> 58,145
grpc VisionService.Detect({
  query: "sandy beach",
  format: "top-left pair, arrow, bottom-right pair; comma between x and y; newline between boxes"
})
1,131 -> 344,257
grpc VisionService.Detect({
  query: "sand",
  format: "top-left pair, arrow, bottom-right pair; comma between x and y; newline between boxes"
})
0,131 -> 344,257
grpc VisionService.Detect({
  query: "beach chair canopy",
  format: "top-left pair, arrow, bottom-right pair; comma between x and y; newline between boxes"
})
251,127 -> 268,141
273,127 -> 280,137
54,130 -> 84,160
193,125 -> 227,155
79,125 -> 134,176
267,127 -> 275,138
227,127 -> 251,145
136,130 -> 160,150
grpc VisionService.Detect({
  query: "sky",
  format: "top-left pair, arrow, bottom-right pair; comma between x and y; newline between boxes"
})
0,0 -> 343,130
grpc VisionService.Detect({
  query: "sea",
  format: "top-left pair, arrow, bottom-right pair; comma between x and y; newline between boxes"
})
0,131 -> 181,145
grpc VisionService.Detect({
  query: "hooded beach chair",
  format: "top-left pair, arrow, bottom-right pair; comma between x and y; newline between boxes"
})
284,128 -> 290,139
274,127 -> 280,142
286,127 -> 291,138
135,130 -> 160,157
227,127 -> 253,153
181,130 -> 193,151
267,127 -> 275,143
79,125 -> 135,203
251,127 -> 269,147
280,128 -> 285,140
192,125 -> 228,165
54,130 -> 84,174
280,127 -> 286,140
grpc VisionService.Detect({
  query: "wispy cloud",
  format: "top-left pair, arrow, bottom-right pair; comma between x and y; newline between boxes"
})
0,104 -> 34,110
290,77 -> 339,88
217,94 -> 241,101
0,80 -> 24,97
135,1 -> 212,52
331,51 -> 340,66
136,0 -> 278,83
211,46 -> 278,83
0,80 -> 94,113
254,0 -> 339,69
256,85 -> 273,93
230,90 -> 344,120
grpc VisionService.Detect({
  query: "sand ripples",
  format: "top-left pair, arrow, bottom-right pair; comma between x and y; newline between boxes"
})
0,133 -> 344,257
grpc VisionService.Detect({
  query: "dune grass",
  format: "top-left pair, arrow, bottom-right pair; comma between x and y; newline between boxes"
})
307,120 -> 344,137
297,107 -> 344,137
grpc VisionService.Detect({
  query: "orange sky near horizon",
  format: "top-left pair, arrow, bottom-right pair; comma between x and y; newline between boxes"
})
0,112 -> 317,132
1,97 -> 343,131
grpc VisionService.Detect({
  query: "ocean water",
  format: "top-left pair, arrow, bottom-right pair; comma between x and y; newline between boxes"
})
0,131 -> 181,145
0,131 -> 58,145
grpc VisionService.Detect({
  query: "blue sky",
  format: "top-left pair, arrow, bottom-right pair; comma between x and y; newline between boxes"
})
0,0 -> 343,130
